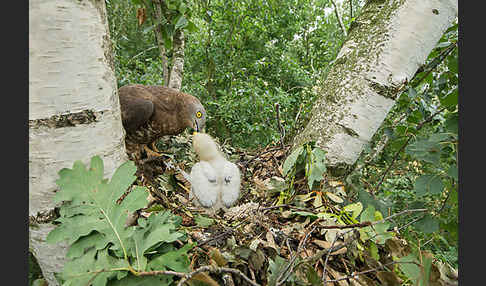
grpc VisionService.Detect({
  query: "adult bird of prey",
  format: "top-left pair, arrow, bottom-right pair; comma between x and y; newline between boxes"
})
189,132 -> 241,212
118,84 -> 207,161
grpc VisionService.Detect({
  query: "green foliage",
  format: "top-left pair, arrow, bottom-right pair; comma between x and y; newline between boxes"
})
105,0 -> 458,277
29,252 -> 44,286
47,156 -> 193,285
107,0 -> 351,148
280,142 -> 327,204
267,255 -> 298,286
359,205 -> 393,245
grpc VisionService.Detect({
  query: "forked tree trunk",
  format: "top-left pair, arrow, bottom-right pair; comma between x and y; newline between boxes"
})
293,0 -> 458,174
29,0 -> 127,284
168,29 -> 185,90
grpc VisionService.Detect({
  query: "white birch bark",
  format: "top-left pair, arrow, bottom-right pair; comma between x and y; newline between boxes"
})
293,0 -> 458,172
168,29 -> 185,90
29,0 -> 127,284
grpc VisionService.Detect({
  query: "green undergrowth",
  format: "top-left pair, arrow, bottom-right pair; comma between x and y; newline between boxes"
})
46,156 -> 193,286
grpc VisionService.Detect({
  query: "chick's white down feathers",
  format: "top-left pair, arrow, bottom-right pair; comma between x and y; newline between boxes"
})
189,133 -> 241,210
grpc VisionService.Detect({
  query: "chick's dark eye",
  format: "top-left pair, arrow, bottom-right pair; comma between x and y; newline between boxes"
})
196,111 -> 202,118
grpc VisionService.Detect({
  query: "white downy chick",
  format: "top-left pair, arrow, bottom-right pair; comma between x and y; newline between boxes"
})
189,132 -> 241,211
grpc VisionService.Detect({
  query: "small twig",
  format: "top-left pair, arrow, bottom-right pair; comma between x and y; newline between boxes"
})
239,146 -> 285,167
197,211 -> 255,247
294,103 -> 304,123
372,208 -> 427,225
275,103 -> 286,149
411,42 -> 457,88
349,0 -> 353,19
397,214 -> 426,232
261,204 -> 319,214
127,46 -> 158,65
175,265 -> 260,286
324,260 -> 420,283
322,229 -> 355,285
319,221 -> 372,229
437,183 -> 454,214
138,269 -> 189,277
373,108 -> 446,194
276,221 -> 320,286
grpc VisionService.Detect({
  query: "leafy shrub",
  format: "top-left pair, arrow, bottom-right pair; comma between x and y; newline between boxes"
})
47,156 -> 193,285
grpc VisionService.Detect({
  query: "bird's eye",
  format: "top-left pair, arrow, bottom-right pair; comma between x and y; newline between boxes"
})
196,111 -> 203,118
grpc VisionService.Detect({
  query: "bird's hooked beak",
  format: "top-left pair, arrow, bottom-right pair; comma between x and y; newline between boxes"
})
193,118 -> 205,134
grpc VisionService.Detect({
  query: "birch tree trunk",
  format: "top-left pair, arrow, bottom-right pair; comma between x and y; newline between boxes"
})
29,0 -> 127,284
168,29 -> 185,90
293,0 -> 458,174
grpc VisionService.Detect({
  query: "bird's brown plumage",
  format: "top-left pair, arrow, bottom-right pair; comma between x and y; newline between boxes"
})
118,84 -> 207,160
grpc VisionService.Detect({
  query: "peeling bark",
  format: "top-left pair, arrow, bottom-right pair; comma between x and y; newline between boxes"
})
168,29 -> 185,90
29,0 -> 127,284
293,0 -> 458,174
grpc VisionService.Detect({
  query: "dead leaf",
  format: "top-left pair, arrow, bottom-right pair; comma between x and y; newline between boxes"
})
349,274 -> 376,286
326,268 -> 349,286
312,239 -> 347,255
326,192 -> 344,203
136,8 -> 147,26
249,239 -> 263,251
376,271 -> 401,286
385,237 -> 410,258
209,247 -> 228,267
253,177 -> 267,190
436,261 -> 458,286
265,231 -> 279,251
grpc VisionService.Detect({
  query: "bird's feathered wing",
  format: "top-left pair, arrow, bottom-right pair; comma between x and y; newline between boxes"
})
119,93 -> 154,132
190,161 -> 219,207
220,161 -> 241,207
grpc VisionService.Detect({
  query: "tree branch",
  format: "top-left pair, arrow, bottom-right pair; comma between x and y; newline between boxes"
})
330,0 -> 347,37
349,0 -> 353,19
373,107 -> 446,195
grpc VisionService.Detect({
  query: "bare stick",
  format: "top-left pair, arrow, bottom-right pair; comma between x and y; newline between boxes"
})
276,221 -> 320,286
275,103 -> 285,149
